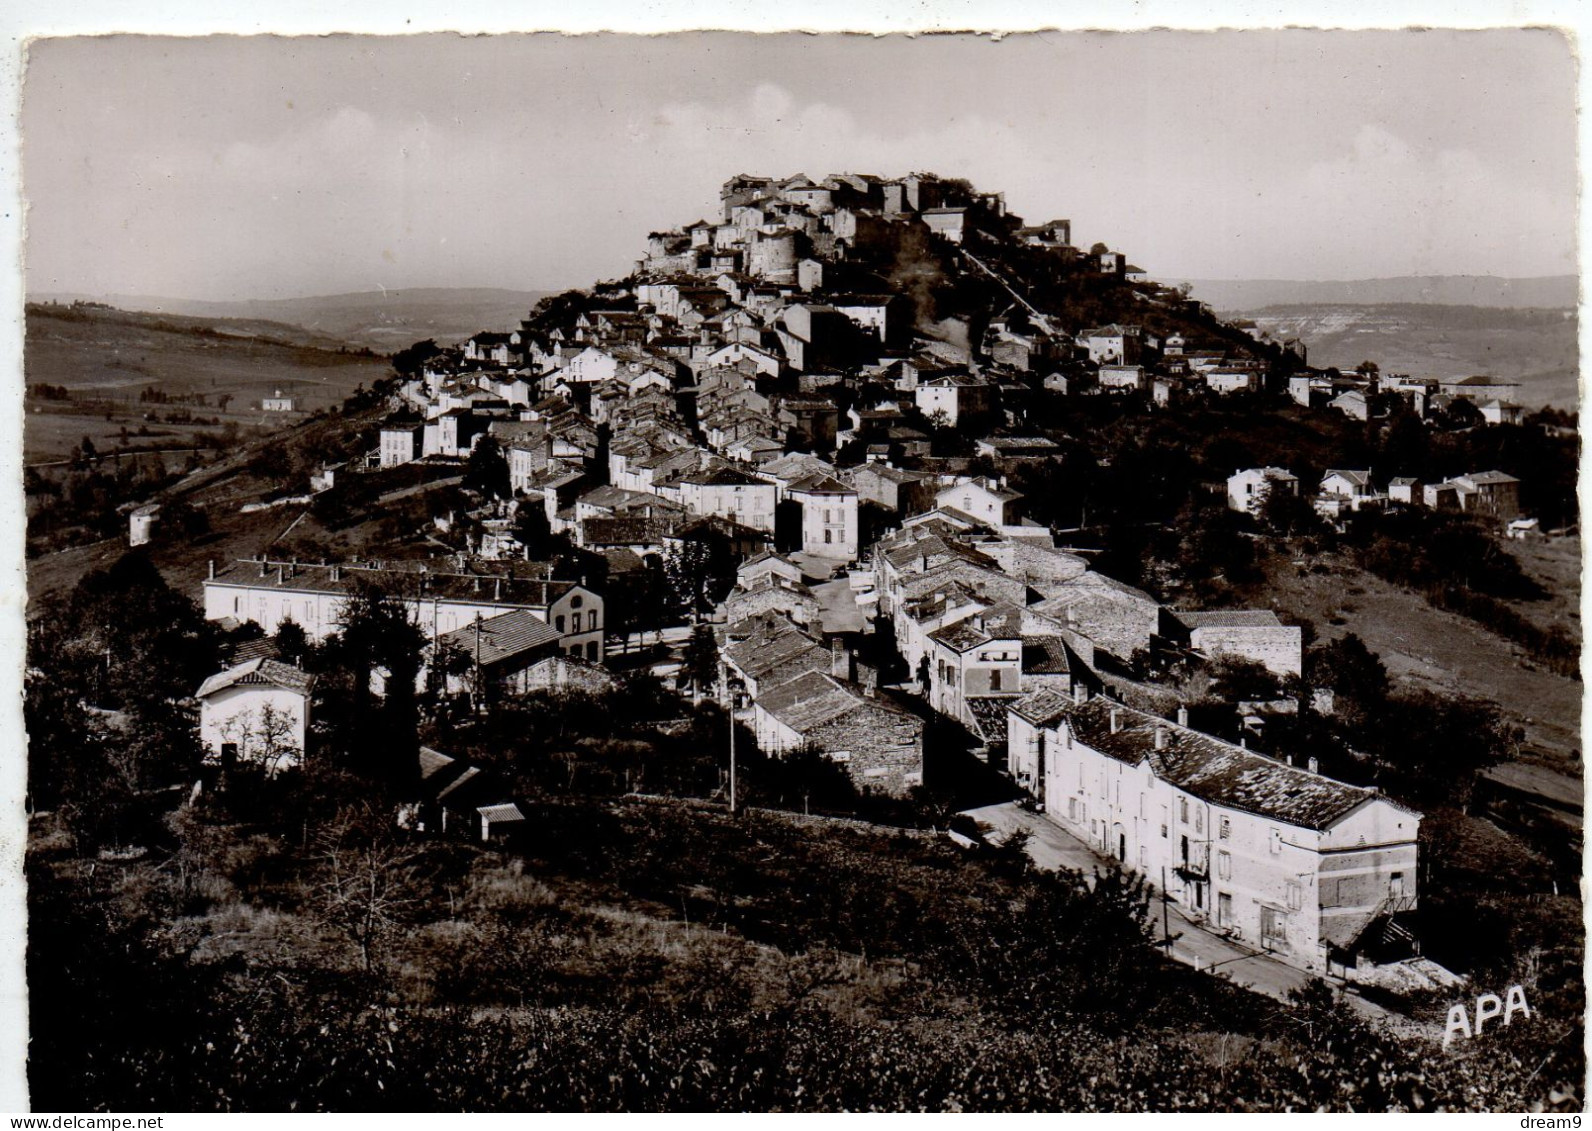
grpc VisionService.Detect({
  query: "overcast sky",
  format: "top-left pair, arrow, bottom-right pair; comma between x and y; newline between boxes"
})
21,30 -> 1577,301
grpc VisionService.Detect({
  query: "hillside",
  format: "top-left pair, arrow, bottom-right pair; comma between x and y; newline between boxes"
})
23,303 -> 391,463
33,287 -> 554,352
1238,304 -> 1579,409
1186,274 -> 1577,311
28,792 -> 1579,1112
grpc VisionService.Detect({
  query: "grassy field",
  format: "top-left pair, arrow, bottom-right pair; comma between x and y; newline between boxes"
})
24,304 -> 391,463
1260,547 -> 1582,768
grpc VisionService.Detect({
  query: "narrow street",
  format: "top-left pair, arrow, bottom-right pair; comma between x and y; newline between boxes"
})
959,801 -> 1428,1032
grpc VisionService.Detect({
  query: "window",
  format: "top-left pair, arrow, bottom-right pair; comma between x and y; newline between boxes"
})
1194,808 -> 1204,834
1217,893 -> 1232,927
1389,872 -> 1405,897
989,669 -> 1003,691
1180,835 -> 1189,864
586,641 -> 599,661
1219,816 -> 1231,840
1179,797 -> 1188,824
1261,906 -> 1287,946
1067,798 -> 1078,821
1269,828 -> 1282,855
571,595 -> 583,609
1217,851 -> 1231,880
1286,880 -> 1303,911
824,530 -> 832,544
556,615 -> 566,633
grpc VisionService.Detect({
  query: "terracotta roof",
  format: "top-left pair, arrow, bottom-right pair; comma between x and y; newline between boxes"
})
1021,635 -> 1073,674
432,610 -> 562,668
1010,687 -> 1076,726
196,657 -> 315,699
760,670 -> 911,734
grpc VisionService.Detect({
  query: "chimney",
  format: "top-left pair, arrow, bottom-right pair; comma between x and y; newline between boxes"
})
1177,704 -> 1189,727
1285,754 -> 1294,766
207,560 -> 216,580
1308,756 -> 1319,774
494,578 -> 502,601
1109,707 -> 1120,733
1240,736 -> 1247,749
259,560 -> 268,578
331,565 -> 341,583
275,566 -> 285,585
1154,726 -> 1168,751
1073,682 -> 1088,705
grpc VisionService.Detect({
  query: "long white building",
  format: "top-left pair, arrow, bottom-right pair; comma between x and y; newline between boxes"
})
1008,689 -> 1421,975
203,557 -> 605,662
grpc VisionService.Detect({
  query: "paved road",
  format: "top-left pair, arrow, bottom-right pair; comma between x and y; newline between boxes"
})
960,802 -> 1413,1027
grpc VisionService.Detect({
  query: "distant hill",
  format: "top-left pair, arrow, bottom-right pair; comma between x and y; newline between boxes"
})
1241,303 -> 1580,410
1183,275 -> 1577,312
31,287 -> 555,353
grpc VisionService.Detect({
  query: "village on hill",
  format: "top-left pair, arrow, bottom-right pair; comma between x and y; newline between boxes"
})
28,170 -> 1583,1112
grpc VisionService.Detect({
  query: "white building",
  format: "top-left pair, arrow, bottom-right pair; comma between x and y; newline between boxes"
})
934,477 -> 1024,527
128,504 -> 160,547
1007,690 -> 1422,974
196,658 -> 315,774
202,558 -> 605,660
785,472 -> 859,561
1227,467 -> 1300,515
380,424 -> 423,468
676,465 -> 779,533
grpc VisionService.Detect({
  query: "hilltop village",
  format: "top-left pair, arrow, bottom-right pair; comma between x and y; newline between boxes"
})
152,170 -> 1576,989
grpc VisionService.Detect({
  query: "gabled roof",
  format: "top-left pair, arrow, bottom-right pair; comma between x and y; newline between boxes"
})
196,658 -> 315,700
1010,687 -> 1077,727
679,465 -> 771,488
1322,469 -> 1373,487
760,670 -> 913,735
1457,469 -> 1520,486
432,610 -> 562,668
786,472 -> 856,496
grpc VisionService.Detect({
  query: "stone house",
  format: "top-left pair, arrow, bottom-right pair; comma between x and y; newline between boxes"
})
1163,609 -> 1303,678
751,669 -> 924,796
927,603 -> 1025,725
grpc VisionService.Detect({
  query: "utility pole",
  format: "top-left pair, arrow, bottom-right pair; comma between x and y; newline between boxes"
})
728,675 -> 738,816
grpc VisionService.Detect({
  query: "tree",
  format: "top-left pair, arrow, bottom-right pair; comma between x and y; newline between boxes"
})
391,338 -> 440,380
322,579 -> 427,793
661,534 -> 736,619
678,625 -> 720,696
273,619 -> 309,667
1305,633 -> 1387,733
1257,484 -> 1322,539
312,807 -> 427,973
1206,656 -> 1284,703
464,435 -> 511,499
